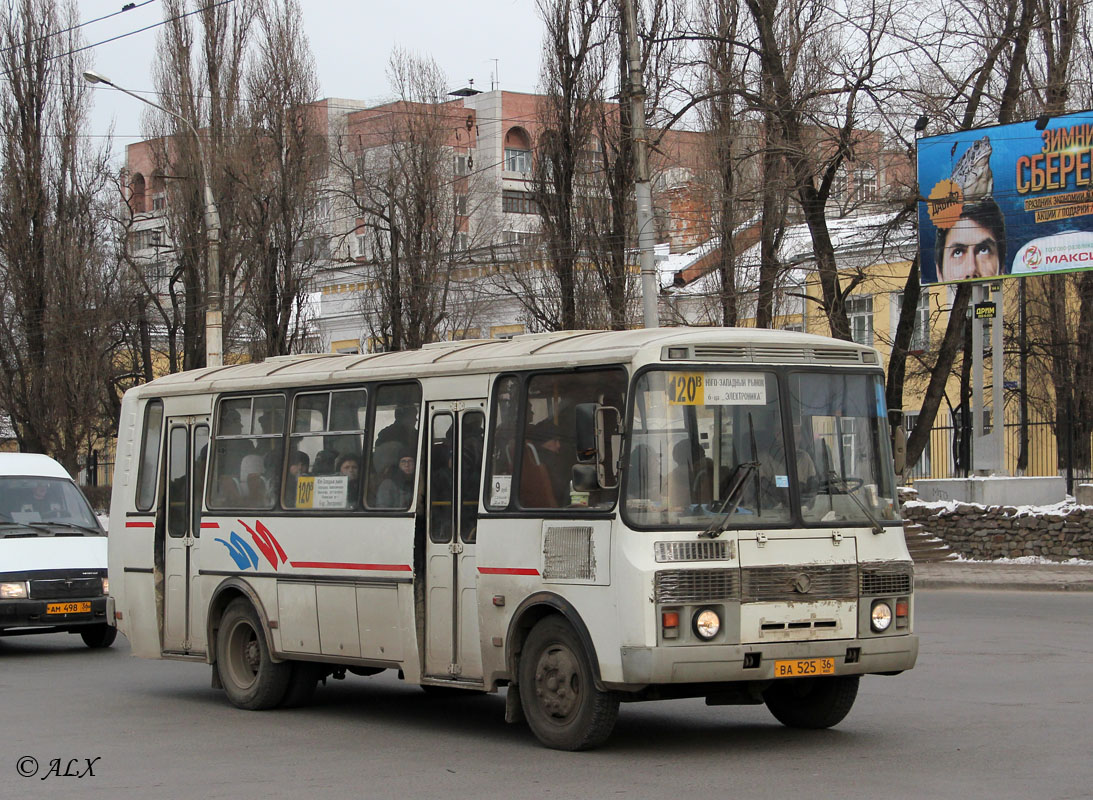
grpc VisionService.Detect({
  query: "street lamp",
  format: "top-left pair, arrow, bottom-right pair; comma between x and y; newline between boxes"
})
83,69 -> 223,367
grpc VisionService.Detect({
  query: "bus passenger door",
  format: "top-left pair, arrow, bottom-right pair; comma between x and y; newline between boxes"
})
423,401 -> 486,682
162,417 -> 209,654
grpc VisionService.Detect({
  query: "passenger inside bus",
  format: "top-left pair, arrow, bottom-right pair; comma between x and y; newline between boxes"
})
667,439 -> 712,510
520,421 -> 565,508
335,453 -> 361,505
283,450 -> 309,508
376,449 -> 415,509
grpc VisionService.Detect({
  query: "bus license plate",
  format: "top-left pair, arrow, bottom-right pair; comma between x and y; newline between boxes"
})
46,602 -> 91,615
773,657 -> 836,678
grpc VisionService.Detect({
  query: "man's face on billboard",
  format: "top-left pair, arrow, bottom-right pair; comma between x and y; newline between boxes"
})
941,217 -> 1000,280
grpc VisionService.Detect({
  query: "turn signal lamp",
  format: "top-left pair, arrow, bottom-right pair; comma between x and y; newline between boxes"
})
895,598 -> 909,629
662,611 -> 680,639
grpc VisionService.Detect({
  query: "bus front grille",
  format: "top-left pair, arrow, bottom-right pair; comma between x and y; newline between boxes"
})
654,569 -> 739,603
654,540 -> 733,563
740,564 -> 858,602
859,563 -> 914,595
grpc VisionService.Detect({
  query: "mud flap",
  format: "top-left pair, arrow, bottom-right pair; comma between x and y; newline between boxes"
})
504,684 -> 525,724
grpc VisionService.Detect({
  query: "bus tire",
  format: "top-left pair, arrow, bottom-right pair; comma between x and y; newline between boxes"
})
280,661 -> 324,708
518,616 -> 619,751
216,598 -> 290,710
80,624 -> 117,649
763,675 -> 859,729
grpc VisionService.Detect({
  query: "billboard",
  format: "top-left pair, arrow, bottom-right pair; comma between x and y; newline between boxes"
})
918,110 -> 1093,284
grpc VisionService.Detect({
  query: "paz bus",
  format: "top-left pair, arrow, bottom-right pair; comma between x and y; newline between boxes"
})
108,328 -> 917,750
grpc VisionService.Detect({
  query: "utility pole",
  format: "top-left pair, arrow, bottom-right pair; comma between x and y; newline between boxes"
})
621,0 -> 659,328
83,70 -> 223,368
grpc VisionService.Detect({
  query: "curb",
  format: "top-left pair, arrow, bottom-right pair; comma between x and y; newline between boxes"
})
916,578 -> 1093,592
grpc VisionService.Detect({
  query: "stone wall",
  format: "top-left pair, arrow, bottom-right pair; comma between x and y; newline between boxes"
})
901,501 -> 1093,561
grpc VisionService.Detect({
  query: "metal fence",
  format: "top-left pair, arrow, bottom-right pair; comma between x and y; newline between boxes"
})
906,414 -> 1092,485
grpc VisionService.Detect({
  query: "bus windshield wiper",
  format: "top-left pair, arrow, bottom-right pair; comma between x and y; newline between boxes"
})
699,462 -> 759,539
825,471 -> 884,535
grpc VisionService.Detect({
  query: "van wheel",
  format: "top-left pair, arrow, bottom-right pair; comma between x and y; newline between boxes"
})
80,624 -> 117,649
518,616 -> 619,751
216,598 -> 290,710
763,675 -> 860,729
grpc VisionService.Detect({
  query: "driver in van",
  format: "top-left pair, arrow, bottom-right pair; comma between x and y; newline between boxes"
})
24,481 -> 62,518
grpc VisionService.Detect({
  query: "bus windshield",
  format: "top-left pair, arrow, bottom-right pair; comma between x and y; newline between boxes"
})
623,368 -> 899,529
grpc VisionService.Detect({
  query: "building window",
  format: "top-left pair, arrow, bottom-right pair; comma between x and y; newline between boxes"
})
855,167 -> 878,203
503,230 -> 535,246
847,295 -> 873,346
504,148 -> 531,173
455,193 -> 468,216
453,232 -> 469,252
454,154 -> 468,176
502,190 -> 536,215
893,290 -> 931,352
355,234 -> 369,260
151,194 -> 166,211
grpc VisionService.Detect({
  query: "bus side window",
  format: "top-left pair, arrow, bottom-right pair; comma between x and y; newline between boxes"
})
135,399 -> 164,512
518,369 -> 627,510
485,375 -> 519,510
208,394 -> 285,511
367,383 -> 421,510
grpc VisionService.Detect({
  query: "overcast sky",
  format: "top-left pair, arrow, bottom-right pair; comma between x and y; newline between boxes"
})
78,0 -> 545,161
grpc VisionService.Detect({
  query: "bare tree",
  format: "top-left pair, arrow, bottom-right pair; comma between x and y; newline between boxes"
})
530,0 -> 613,331
334,50 -> 487,351
229,0 -> 325,359
0,0 -> 125,472
146,0 -> 256,369
893,0 -> 1044,471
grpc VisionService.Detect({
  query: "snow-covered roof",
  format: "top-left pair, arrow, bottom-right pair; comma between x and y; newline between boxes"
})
665,212 -> 916,297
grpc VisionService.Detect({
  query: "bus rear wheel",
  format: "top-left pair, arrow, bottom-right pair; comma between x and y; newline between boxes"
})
518,616 -> 619,751
216,599 -> 290,710
763,675 -> 859,729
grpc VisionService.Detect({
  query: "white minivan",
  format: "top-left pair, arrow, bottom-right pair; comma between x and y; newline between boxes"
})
0,453 -> 116,648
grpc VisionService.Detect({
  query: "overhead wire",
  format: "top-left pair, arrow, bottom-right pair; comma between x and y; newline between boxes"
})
0,0 -> 158,55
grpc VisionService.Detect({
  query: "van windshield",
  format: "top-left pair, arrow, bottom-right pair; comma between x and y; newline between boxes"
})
0,477 -> 102,534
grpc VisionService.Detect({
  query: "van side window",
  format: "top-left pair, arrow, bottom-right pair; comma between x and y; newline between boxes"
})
208,394 -> 285,510
136,399 -> 164,512
284,389 -> 368,511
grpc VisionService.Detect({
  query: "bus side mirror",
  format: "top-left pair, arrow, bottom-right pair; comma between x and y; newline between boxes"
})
572,464 -> 598,492
574,403 -> 622,489
893,425 -> 907,476
575,403 -> 598,462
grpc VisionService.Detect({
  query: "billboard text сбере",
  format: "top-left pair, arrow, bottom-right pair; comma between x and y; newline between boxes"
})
918,110 -> 1093,285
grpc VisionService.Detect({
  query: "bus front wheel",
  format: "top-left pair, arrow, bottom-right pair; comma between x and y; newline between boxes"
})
518,616 -> 619,751
216,598 -> 290,710
763,675 -> 859,729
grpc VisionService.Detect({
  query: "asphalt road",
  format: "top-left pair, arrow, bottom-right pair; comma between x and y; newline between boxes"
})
4,590 -> 1090,800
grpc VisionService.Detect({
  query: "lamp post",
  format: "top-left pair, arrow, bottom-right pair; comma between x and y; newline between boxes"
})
84,70 -> 223,367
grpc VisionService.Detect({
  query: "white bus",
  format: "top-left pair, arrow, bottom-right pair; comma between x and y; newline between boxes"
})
109,328 -> 917,750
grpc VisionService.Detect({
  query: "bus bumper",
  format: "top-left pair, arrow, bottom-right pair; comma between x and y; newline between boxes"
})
615,634 -> 918,687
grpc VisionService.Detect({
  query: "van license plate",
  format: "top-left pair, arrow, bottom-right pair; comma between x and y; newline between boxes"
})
46,602 -> 91,615
773,657 -> 836,678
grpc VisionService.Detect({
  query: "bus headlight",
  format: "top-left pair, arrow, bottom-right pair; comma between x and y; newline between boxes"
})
102,577 -> 109,595
693,608 -> 721,640
1,581 -> 28,599
871,601 -> 893,632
